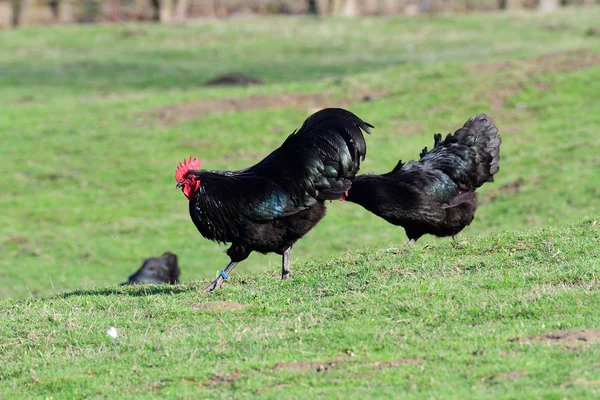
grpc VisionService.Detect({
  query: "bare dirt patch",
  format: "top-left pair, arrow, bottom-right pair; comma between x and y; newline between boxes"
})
352,358 -> 423,378
204,73 -> 264,86
84,91 -> 148,104
145,89 -> 387,126
195,371 -> 243,387
270,357 -> 421,376
486,81 -> 549,110
119,29 -> 148,38
511,329 -> 600,346
585,27 -> 600,37
486,370 -> 527,382
191,301 -> 249,311
486,85 -> 524,110
1,235 -> 41,257
15,95 -> 35,104
481,176 -> 544,203
496,177 -> 537,194
469,50 -> 600,110
469,50 -> 600,75
369,358 -> 423,368
271,360 -> 341,372
388,117 -> 425,136
256,383 -> 290,394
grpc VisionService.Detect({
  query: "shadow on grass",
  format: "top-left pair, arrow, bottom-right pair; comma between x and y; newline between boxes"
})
55,284 -> 203,299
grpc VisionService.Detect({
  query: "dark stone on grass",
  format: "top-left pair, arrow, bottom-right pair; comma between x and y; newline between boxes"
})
122,252 -> 180,285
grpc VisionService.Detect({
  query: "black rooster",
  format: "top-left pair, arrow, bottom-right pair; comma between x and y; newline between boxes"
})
175,108 -> 372,291
346,114 -> 500,244
122,252 -> 180,285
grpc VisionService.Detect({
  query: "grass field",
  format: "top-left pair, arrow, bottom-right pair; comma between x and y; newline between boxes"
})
1,219 -> 599,397
1,6 -> 599,397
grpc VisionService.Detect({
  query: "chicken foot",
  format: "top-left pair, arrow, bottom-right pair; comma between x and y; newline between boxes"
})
204,261 -> 238,292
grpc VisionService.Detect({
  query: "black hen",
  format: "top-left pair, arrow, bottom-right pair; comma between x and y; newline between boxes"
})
346,114 -> 500,244
176,108 -> 372,291
122,252 -> 180,285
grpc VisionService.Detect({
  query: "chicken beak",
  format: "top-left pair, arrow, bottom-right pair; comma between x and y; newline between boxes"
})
176,182 -> 183,189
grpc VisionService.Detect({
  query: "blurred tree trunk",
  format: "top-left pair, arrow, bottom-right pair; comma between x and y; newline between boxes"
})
82,0 -> 99,23
173,0 -> 189,22
373,0 -> 387,14
110,0 -> 121,21
307,0 -> 318,14
330,0 -> 344,15
133,0 -> 146,19
12,0 -> 36,26
363,0 -> 378,14
48,0 -> 58,18
59,0 -> 74,22
539,0 -> 559,10
160,0 -> 172,22
150,0 -> 160,21
384,0 -> 401,13
204,0 -> 216,17
11,0 -> 23,27
321,0 -> 357,16
157,0 -> 188,23
501,0 -> 522,9
420,0 -> 431,12
341,0 -> 357,16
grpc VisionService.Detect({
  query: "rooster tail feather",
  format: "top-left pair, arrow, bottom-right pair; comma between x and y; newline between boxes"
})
415,113 -> 500,191
455,113 -> 501,186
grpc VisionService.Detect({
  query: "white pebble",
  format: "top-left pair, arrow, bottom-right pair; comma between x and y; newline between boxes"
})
106,327 -> 118,339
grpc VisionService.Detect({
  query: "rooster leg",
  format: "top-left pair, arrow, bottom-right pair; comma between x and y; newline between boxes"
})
281,247 -> 291,280
405,239 -> 416,246
204,261 -> 237,292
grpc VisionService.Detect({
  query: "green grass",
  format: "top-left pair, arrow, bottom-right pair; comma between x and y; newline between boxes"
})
0,8 -> 600,395
1,218 -> 598,398
1,9 -> 600,299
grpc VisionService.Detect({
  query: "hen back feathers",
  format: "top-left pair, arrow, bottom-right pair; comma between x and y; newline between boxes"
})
346,113 -> 500,241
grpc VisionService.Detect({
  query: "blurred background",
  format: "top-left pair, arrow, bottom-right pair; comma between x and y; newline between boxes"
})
1,0 -> 598,299
1,0 -> 598,26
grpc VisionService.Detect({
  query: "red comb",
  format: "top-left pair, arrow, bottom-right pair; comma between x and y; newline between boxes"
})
175,156 -> 202,182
